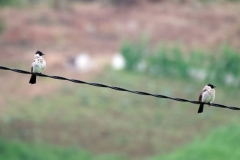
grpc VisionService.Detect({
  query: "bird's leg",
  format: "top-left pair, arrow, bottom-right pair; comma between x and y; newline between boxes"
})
208,102 -> 211,107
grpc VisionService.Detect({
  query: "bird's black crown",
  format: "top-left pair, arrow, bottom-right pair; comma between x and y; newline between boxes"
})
207,84 -> 216,88
36,51 -> 44,56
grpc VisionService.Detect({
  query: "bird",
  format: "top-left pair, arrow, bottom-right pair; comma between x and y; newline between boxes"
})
198,84 -> 216,114
29,51 -> 46,84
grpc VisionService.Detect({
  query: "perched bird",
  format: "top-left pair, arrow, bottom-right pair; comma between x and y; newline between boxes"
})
29,51 -> 46,84
198,84 -> 216,114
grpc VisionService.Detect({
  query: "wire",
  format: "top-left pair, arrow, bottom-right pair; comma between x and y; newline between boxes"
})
0,65 -> 239,111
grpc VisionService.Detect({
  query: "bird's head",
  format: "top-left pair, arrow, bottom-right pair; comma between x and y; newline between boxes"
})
36,51 -> 45,56
207,84 -> 216,89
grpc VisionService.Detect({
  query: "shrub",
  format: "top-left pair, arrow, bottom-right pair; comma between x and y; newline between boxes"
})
0,0 -> 19,6
121,40 -> 240,87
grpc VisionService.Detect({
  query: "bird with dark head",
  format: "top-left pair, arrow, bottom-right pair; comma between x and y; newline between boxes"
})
207,84 -> 216,89
29,51 -> 46,84
198,83 -> 216,114
36,51 -> 45,56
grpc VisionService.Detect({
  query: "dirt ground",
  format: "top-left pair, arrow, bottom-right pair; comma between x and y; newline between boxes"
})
1,2 -> 240,88
1,2 -> 240,57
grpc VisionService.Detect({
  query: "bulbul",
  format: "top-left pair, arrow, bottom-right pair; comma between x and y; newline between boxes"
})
198,84 -> 216,114
29,51 -> 46,84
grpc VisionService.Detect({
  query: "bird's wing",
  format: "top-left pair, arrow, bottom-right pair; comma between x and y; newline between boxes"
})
199,94 -> 202,102
199,89 -> 207,101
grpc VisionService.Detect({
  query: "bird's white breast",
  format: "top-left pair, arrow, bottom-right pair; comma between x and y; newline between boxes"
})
202,89 -> 215,103
32,57 -> 46,73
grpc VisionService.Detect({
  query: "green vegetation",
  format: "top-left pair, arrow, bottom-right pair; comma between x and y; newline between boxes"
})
1,123 -> 240,160
0,138 -> 127,160
2,70 -> 240,159
150,124 -> 240,160
69,0 -> 240,3
121,41 -> 240,87
1,0 -> 239,8
0,139 -> 90,160
0,0 -> 239,159
121,39 -> 149,71
0,19 -> 5,34
1,40 -> 240,159
0,0 -> 19,6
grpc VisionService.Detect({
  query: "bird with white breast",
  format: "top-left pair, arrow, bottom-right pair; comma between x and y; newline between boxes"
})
198,84 -> 216,114
29,51 -> 46,85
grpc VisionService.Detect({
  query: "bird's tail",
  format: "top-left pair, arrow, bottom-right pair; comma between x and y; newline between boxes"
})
198,104 -> 204,114
29,74 -> 36,84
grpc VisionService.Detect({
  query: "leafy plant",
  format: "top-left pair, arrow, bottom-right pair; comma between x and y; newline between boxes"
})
0,0 -> 19,6
121,40 -> 240,87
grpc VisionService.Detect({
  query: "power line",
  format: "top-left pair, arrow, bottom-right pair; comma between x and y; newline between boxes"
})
0,65 -> 239,111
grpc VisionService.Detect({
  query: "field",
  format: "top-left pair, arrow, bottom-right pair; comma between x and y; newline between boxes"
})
1,1 -> 240,160
1,69 -> 240,159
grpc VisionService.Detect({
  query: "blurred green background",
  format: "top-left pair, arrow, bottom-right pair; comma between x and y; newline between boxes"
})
0,0 -> 240,160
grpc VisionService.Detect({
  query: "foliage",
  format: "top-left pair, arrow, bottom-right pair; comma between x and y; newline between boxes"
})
0,19 -> 5,34
121,39 -> 150,71
0,138 -> 128,160
3,70 -> 240,159
121,40 -> 240,87
0,0 -> 19,6
149,124 -> 240,160
105,0 -> 137,6
0,139 -> 91,160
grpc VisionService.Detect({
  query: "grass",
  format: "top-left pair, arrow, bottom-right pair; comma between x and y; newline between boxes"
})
0,0 -> 20,6
0,138 -> 128,160
1,70 -> 240,159
149,124 -> 240,160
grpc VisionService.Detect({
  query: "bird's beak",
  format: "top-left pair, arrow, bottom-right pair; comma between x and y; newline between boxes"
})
42,54 -> 45,55
214,86 -> 216,88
